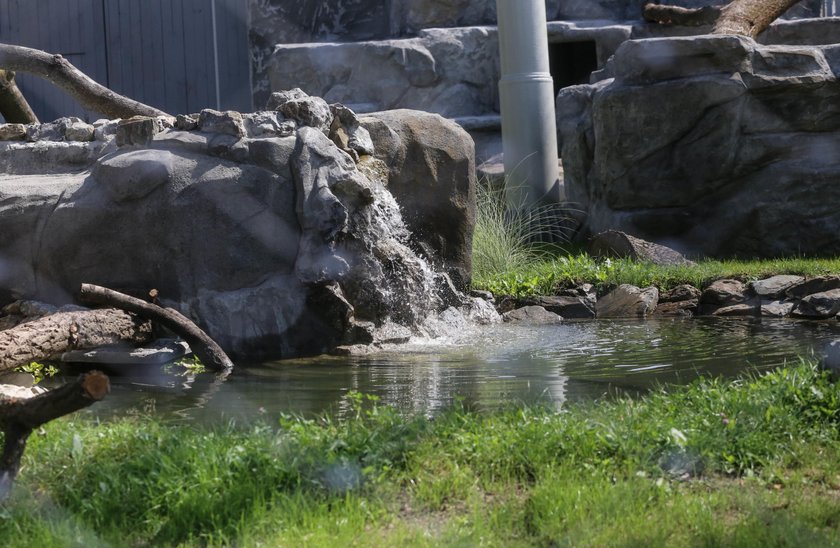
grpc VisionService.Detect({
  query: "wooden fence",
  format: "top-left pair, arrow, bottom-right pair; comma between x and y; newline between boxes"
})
0,0 -> 252,122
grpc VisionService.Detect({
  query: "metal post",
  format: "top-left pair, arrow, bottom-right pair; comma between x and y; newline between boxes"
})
496,0 -> 562,208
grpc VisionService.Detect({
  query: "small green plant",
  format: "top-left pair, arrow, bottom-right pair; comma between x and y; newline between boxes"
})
168,354 -> 206,375
472,181 -> 572,285
14,361 -> 58,384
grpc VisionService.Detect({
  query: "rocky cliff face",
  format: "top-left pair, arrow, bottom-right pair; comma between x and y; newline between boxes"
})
557,34 -> 840,258
0,94 -> 476,359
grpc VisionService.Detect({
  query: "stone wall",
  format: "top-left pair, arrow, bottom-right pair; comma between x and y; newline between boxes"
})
0,95 -> 476,359
556,34 -> 840,258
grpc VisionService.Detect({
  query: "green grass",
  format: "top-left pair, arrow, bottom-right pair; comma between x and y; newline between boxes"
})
472,253 -> 840,298
3,362 -> 840,545
470,180 -> 840,297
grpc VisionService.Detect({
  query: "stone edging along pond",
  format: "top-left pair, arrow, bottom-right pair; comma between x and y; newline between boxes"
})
486,274 -> 840,324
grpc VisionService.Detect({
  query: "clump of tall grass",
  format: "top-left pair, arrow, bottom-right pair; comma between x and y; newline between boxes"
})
471,181 -> 573,284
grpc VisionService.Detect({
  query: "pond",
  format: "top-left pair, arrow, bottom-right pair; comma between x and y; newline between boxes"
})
63,317 -> 840,422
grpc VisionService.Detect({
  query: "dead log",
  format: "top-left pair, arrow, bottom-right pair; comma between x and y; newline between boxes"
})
0,42 -> 169,119
0,69 -> 38,124
0,371 -> 110,501
0,308 -> 152,374
79,284 -> 234,372
643,0 -> 800,39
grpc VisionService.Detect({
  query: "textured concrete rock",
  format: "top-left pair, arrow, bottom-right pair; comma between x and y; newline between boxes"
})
761,300 -> 795,318
713,303 -> 758,317
589,230 -> 694,265
652,299 -> 697,318
785,276 -> 840,299
198,109 -> 246,137
116,116 -> 159,147
521,294 -> 595,319
361,109 -> 475,289
660,284 -> 701,303
0,124 -> 26,141
502,305 -> 562,325
0,106 -> 467,359
792,289 -> 840,319
700,280 -> 749,308
596,284 -> 658,318
270,27 -> 498,118
751,275 -> 805,299
557,35 -> 840,258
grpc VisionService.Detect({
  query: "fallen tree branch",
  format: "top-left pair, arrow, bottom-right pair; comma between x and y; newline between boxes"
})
0,308 -> 152,374
0,69 -> 38,124
79,284 -> 234,372
0,371 -> 109,501
643,0 -> 800,39
0,42 -> 169,119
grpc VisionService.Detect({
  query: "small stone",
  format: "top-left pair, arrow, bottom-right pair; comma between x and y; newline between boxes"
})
502,305 -> 563,324
116,116 -> 158,147
63,120 -> 95,142
652,299 -> 697,317
175,114 -> 198,131
198,109 -> 246,137
0,123 -> 26,141
265,88 -> 309,110
522,294 -> 595,319
792,288 -> 840,319
751,275 -> 805,299
700,279 -> 748,307
589,230 -> 694,266
760,300 -> 795,317
278,96 -> 332,134
712,302 -> 757,317
93,119 -> 119,141
786,276 -> 840,299
660,284 -> 702,303
596,284 -> 658,318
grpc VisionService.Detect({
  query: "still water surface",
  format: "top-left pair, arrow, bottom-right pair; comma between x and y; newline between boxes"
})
74,318 -> 840,422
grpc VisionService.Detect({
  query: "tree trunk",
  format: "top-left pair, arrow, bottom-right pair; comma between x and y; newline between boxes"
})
714,0 -> 800,38
0,308 -> 152,374
0,69 -> 38,124
0,42 -> 170,119
643,0 -> 800,39
0,370 -> 109,500
79,284 -> 234,372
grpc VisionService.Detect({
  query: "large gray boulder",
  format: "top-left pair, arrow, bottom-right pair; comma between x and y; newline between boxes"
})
361,110 -> 476,289
0,103 -> 473,360
557,34 -> 840,258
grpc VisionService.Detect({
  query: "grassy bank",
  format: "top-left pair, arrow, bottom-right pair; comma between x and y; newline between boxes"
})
3,361 -> 840,545
472,253 -> 840,298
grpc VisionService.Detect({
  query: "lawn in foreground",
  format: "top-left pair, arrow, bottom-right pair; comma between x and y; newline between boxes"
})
2,362 -> 840,546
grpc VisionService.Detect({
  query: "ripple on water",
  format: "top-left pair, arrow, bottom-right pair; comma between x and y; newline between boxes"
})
73,317 -> 840,422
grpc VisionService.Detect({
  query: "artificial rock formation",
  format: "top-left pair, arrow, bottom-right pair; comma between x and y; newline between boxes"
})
557,34 -> 840,258
0,92 -> 476,359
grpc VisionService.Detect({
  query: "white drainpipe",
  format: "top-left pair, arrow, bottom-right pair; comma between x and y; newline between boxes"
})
496,0 -> 562,207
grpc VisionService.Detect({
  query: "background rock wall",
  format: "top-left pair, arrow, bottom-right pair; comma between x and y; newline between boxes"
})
556,35 -> 840,258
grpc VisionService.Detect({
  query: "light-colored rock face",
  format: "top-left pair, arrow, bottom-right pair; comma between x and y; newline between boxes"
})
557,35 -> 840,258
595,284 -> 658,318
0,96 -> 476,360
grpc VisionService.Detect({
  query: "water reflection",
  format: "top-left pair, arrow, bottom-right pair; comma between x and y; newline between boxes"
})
74,318 -> 840,422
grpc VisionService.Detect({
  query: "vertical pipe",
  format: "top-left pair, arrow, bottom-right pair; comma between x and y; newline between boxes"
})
496,0 -> 562,208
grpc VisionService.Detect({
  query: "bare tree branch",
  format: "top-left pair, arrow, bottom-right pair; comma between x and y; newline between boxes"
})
0,42 -> 170,119
0,308 -> 152,374
0,371 -> 110,501
643,0 -> 800,39
79,284 -> 234,372
0,69 -> 38,123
